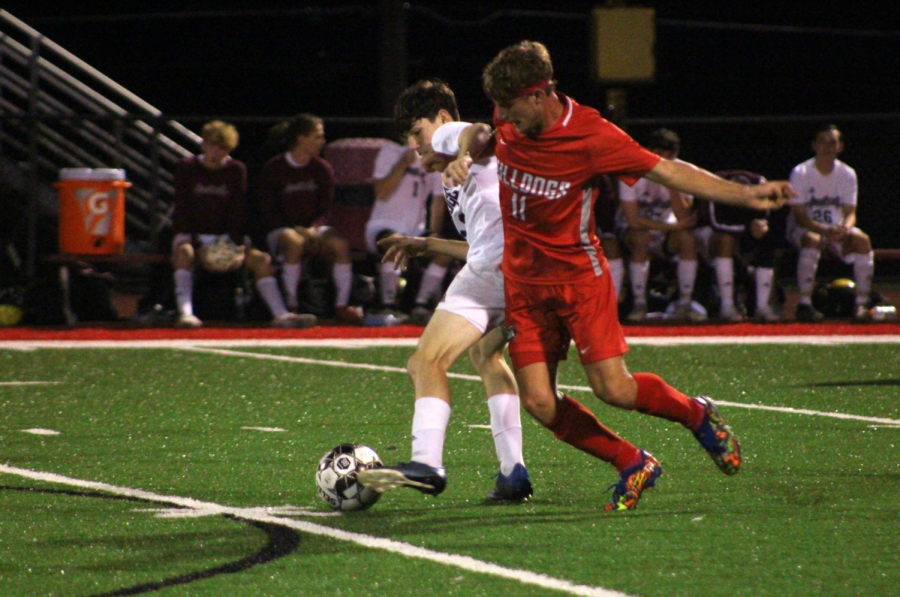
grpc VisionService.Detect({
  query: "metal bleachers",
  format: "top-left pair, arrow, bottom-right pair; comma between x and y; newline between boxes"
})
0,9 -> 200,276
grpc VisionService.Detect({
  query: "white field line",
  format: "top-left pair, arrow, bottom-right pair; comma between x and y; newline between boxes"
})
0,381 -> 61,386
1,334 -> 900,351
0,464 -> 633,597
180,346 -> 900,427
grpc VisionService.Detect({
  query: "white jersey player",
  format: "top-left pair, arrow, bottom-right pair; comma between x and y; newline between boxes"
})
615,128 -> 702,322
365,142 -> 448,316
366,142 -> 442,252
786,124 -> 874,321
358,79 -> 532,502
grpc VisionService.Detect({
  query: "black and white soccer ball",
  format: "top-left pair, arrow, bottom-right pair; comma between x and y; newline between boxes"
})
201,236 -> 244,272
315,443 -> 383,511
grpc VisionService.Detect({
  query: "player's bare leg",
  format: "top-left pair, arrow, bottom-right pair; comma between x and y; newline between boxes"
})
469,327 -> 531,501
361,311 -> 527,498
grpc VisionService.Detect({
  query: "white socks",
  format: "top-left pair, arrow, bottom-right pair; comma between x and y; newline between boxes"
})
487,393 -> 525,476
797,248 -> 820,305
607,257 -> 624,301
854,251 -> 874,305
677,259 -> 698,305
410,397 -> 451,468
629,260 -> 650,306
379,261 -> 400,307
713,257 -> 734,312
755,267 -> 774,312
415,262 -> 448,306
332,262 -> 353,307
256,276 -> 288,318
174,268 -> 194,316
410,394 -> 525,475
281,262 -> 302,309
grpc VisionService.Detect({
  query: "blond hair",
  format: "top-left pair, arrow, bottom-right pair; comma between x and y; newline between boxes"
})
201,120 -> 239,151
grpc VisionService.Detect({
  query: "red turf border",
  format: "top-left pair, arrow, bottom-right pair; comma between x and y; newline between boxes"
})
1,321 -> 898,341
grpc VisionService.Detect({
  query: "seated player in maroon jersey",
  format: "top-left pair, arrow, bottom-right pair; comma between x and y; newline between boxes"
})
170,120 -> 315,329
257,114 -> 364,325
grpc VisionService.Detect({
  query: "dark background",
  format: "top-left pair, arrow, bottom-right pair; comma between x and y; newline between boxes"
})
4,2 -> 900,249
4,2 -> 897,120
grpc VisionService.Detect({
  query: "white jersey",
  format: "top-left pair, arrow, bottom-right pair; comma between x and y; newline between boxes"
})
615,176 -> 677,231
368,141 -> 442,237
430,121 -> 504,267
788,157 -> 857,227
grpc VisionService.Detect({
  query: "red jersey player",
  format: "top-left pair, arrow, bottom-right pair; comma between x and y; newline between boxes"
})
446,41 -> 794,511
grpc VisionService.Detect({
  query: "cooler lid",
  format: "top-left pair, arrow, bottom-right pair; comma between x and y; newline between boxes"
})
59,168 -> 126,181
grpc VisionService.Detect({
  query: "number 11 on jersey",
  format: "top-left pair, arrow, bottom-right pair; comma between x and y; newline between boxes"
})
511,193 -> 526,220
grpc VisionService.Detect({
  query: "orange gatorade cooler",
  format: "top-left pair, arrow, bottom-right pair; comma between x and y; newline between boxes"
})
55,168 -> 131,254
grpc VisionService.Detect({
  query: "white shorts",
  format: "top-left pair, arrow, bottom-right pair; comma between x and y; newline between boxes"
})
172,233 -> 229,251
435,260 -> 505,334
787,223 -> 860,264
365,219 -> 426,254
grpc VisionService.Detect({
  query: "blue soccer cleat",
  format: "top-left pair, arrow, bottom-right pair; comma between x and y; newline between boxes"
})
486,463 -> 533,502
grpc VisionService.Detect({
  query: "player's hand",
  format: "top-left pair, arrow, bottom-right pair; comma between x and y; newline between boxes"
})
749,219 -> 769,239
227,249 -> 246,272
746,181 -> 795,210
823,224 -> 849,242
672,212 -> 697,230
445,153 -> 473,186
377,235 -> 428,271
402,147 -> 419,167
420,147 -> 454,174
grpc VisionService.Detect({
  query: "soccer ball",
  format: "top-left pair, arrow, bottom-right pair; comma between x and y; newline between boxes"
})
315,443 -> 383,511
202,236 -> 244,272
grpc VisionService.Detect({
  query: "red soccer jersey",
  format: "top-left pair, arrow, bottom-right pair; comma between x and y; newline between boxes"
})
494,94 -> 660,283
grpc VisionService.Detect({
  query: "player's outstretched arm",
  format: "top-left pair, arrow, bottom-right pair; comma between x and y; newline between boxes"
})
460,122 -> 496,161
445,123 -> 495,186
646,158 -> 795,211
378,235 -> 470,270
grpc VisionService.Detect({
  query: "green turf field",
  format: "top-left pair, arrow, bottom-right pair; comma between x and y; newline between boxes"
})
1,341 -> 898,596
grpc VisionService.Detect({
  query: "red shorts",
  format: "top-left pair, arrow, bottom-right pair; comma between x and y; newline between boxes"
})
504,272 -> 628,370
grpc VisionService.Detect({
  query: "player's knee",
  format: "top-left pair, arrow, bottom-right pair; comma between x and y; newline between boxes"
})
280,230 -> 305,259
246,249 -> 272,277
519,392 -> 555,426
853,230 -> 872,252
324,234 -> 350,260
173,244 -> 194,269
467,342 -> 491,373
594,378 -> 636,409
800,231 -> 820,248
406,347 -> 449,381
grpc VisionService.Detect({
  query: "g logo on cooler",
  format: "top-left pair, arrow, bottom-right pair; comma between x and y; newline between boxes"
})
86,191 -> 110,216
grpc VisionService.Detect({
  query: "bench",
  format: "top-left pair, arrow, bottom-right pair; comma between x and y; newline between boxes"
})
874,248 -> 900,261
41,253 -> 168,325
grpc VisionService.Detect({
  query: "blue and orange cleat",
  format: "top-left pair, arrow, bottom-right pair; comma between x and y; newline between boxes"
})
604,451 -> 662,511
692,396 -> 741,475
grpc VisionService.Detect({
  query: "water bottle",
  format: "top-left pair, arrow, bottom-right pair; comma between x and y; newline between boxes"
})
869,306 -> 897,321
235,287 -> 246,321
